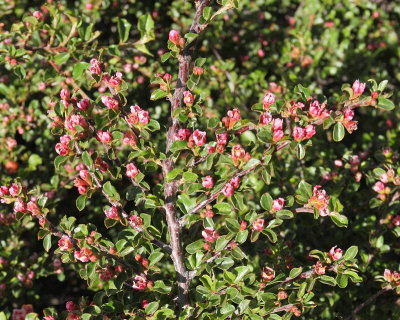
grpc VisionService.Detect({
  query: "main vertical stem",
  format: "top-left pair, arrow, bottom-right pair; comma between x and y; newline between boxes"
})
161,0 -> 211,311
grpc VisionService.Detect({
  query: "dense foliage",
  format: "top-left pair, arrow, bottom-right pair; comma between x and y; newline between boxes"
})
0,0 -> 399,319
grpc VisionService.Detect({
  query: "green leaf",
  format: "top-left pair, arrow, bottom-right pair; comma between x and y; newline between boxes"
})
54,155 -> 68,170
161,52 -> 171,63
103,181 -> 120,201
117,18 -> 131,43
76,195 -> 87,211
82,151 -> 93,167
319,275 -> 336,286
43,234 -> 52,252
145,302 -> 159,315
330,214 -> 348,227
167,168 -> 183,181
54,53 -> 70,65
260,193 -> 272,211
333,122 -> 345,142
183,172 -> 198,182
138,13 -> 154,33
73,62 -> 90,79
336,274 -> 348,288
203,6 -> 212,20
150,89 -> 168,101
186,239 -> 204,254
377,97 -> 395,110
276,210 -> 294,219
170,140 -> 188,153
234,266 -> 250,283
289,267 -> 303,278
149,252 -> 164,266
343,246 -> 358,260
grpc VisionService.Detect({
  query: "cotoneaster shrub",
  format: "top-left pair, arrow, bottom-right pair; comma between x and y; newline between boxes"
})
0,1 -> 399,319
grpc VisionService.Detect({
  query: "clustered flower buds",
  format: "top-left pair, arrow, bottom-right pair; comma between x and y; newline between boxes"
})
222,108 -> 241,129
307,185 -> 331,216
128,105 -> 150,127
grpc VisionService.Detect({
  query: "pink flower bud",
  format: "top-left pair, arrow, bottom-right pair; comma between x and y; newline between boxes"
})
129,215 -> 143,230
183,91 -> 195,106
66,301 -> 76,312
96,130 -> 113,143
105,206 -> 119,220
27,201 -> 40,216
32,11 -> 44,20
126,163 -> 139,178
328,246 -> 343,261
60,89 -> 70,101
216,132 -> 228,146
292,126 -> 305,141
272,130 -> 284,142
193,66 -> 204,75
132,275 -> 147,290
202,227 -> 220,242
175,128 -> 191,141
222,183 -> 235,197
263,92 -> 275,109
89,58 -> 102,75
192,130 -> 206,146
352,80 -> 366,96
77,98 -> 90,111
9,183 -> 20,197
240,221 -> 247,230
202,176 -> 214,189
314,261 -> 326,275
168,29 -> 181,46
261,266 -> 275,281
304,125 -> 316,139
272,198 -> 284,212
259,112 -> 272,125
252,218 -> 265,231
58,235 -> 72,251
14,199 -> 27,213
373,181 -> 385,193
343,108 -> 354,121
272,118 -> 283,131
101,96 -> 119,110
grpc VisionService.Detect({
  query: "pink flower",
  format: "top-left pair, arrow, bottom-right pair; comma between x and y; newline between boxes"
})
222,183 -> 235,197
343,108 -> 354,121
96,130 -> 112,143
123,131 -> 137,146
168,29 -> 181,46
309,101 -> 330,120
230,176 -> 240,189
129,215 -> 143,230
216,133 -> 228,145
27,201 -> 40,216
89,58 -> 102,75
308,185 -> 330,216
252,218 -> 265,231
263,92 -> 275,109
183,91 -> 195,106
128,105 -> 150,125
240,221 -> 247,230
32,11 -> 44,20
272,130 -> 284,142
328,246 -> 343,261
132,275 -> 147,290
79,170 -> 90,183
58,235 -> 72,251
77,98 -> 90,111
261,266 -> 275,281
202,227 -> 220,242
9,183 -> 20,197
352,80 -> 366,96
101,96 -> 119,110
259,112 -> 272,125
138,110 -> 150,125
126,163 -> 139,178
175,129 -> 191,141
304,124 -> 316,139
64,114 -> 87,133
192,130 -> 206,146
14,199 -> 27,213
272,198 -> 284,212
0,186 -> 10,197
222,108 -> 241,129
60,88 -> 70,101
272,118 -> 283,131
314,261 -> 326,275
373,181 -> 385,193
66,301 -> 76,312
193,67 -> 204,75
202,176 -> 214,189
108,72 -> 123,88
105,206 -> 119,220
74,248 -> 95,263
231,144 -> 245,161
292,126 -> 305,141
